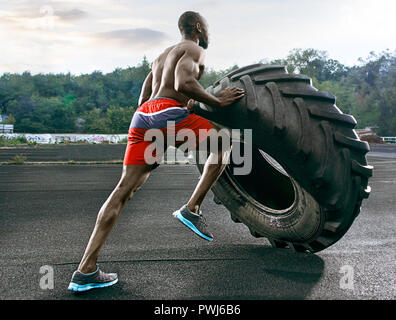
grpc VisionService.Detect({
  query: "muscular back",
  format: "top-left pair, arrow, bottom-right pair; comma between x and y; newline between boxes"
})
150,41 -> 205,105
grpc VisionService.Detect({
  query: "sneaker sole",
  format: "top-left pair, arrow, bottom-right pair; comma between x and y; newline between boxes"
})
173,210 -> 213,242
68,278 -> 118,292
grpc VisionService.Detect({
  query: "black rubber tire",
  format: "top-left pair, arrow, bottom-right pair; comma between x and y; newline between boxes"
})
194,63 -> 373,253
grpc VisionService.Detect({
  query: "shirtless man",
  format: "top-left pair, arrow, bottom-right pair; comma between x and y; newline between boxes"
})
68,11 -> 244,292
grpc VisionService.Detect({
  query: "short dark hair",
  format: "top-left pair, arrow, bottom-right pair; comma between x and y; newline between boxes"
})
178,11 -> 202,36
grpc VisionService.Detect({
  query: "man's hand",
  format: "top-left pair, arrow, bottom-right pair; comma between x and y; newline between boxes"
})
186,87 -> 244,112
217,87 -> 245,107
187,99 -> 195,113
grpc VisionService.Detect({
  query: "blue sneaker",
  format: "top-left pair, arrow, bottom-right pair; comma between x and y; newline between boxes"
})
68,266 -> 118,292
172,205 -> 213,241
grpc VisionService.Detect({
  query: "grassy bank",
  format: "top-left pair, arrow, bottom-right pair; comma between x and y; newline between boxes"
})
0,136 -> 37,146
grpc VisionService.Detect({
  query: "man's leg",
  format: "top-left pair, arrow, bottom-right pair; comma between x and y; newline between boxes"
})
172,126 -> 231,241
77,164 -> 153,274
187,126 -> 231,214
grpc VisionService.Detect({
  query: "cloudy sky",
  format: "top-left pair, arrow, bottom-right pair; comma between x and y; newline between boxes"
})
1,0 -> 395,75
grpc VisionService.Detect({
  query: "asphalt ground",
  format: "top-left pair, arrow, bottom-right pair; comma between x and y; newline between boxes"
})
0,144 -> 127,162
0,144 -> 395,300
0,143 -> 191,164
0,142 -> 392,163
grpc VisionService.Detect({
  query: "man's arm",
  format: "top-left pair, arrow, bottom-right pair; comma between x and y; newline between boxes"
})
138,71 -> 153,106
174,47 -> 244,108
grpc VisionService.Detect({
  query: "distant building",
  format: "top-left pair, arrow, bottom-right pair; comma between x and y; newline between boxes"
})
0,114 -> 9,123
0,124 -> 14,133
356,127 -> 385,144
355,127 -> 375,138
0,114 -> 14,133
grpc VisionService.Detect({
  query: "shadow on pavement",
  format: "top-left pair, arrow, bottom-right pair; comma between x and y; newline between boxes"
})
51,245 -> 324,300
183,246 -> 325,300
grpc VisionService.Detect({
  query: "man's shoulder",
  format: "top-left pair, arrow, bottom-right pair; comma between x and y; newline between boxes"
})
177,41 -> 204,61
159,44 -> 177,57
170,41 -> 202,53
157,41 -> 203,64
184,41 -> 203,51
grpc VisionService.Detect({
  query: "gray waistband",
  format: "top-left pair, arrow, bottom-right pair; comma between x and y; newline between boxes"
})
149,97 -> 177,102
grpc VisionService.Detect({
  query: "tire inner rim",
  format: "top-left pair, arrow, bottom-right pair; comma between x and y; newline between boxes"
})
225,146 -> 297,215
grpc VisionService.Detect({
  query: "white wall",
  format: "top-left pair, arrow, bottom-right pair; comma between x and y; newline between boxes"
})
0,133 -> 128,144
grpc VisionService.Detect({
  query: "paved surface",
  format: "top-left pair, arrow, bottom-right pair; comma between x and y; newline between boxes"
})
0,145 -> 395,300
0,142 -> 392,162
0,144 -> 191,164
0,144 -> 127,162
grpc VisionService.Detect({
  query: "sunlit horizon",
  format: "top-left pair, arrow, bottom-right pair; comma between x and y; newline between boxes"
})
1,0 -> 395,75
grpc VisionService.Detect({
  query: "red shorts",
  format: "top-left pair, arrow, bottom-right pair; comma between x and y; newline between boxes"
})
123,98 -> 214,166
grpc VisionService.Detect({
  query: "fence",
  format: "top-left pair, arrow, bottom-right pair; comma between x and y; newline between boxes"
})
382,137 -> 396,144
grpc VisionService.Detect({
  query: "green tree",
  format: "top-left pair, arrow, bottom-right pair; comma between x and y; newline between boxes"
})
5,114 -> 16,124
266,48 -> 347,81
199,65 -> 239,89
312,78 -> 358,115
1,54 -> 395,136
81,108 -> 107,133
105,106 -> 135,133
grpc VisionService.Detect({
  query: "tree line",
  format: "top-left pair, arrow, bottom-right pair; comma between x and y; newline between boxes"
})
0,49 -> 395,135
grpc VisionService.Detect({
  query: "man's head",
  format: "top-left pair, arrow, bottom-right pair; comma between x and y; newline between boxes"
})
178,11 -> 209,49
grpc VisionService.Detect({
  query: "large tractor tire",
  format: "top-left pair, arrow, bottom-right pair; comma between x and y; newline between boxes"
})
193,63 -> 373,253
